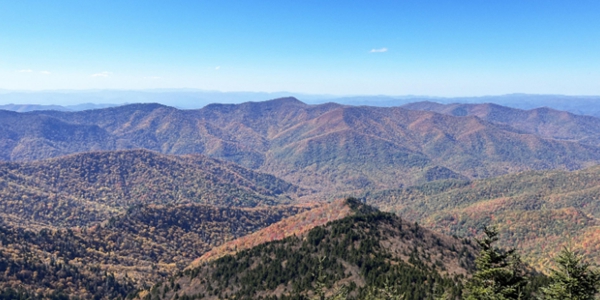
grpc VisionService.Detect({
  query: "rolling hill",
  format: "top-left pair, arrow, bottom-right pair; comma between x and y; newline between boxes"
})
0,149 -> 302,227
2,98 -> 600,194
363,165 -> 600,271
0,203 -> 309,299
0,148 -> 318,298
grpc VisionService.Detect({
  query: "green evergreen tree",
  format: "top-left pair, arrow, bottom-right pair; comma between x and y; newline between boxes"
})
465,226 -> 527,300
311,256 -> 328,300
311,256 -> 349,300
540,248 -> 600,300
362,280 -> 403,300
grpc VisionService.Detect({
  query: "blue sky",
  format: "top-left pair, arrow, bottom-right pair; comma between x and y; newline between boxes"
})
1,0 -> 599,96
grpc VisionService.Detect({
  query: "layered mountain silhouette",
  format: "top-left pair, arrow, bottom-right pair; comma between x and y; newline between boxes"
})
403,101 -> 600,146
3,98 -> 600,193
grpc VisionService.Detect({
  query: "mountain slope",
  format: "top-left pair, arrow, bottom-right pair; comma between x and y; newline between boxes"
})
0,110 -> 118,161
0,149 -> 302,227
364,165 -> 600,270
144,199 -> 477,300
0,220 -> 135,299
0,203 -> 309,299
3,98 -> 600,193
192,199 -> 355,265
402,102 -> 600,146
34,99 -> 340,169
264,104 -> 600,191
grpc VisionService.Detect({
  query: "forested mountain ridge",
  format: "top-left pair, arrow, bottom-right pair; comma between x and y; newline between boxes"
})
3,98 -> 600,193
0,109 -> 118,161
140,199 -> 478,300
0,203 -> 310,299
0,148 -> 316,298
191,198 -> 355,266
0,149 -> 302,227
402,101 -> 600,146
363,165 -> 600,271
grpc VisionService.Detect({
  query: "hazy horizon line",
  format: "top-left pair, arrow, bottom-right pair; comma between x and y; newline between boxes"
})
1,88 -> 600,99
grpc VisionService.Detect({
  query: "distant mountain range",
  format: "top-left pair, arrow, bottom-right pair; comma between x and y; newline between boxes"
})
1,90 -> 600,116
0,103 -> 118,112
2,98 -> 600,194
332,94 -> 600,117
0,89 -> 331,110
402,101 -> 600,146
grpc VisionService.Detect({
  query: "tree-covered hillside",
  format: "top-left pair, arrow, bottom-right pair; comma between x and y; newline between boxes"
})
364,165 -> 600,270
0,149 -> 302,227
3,99 -> 600,193
143,199 -> 478,300
0,203 -> 308,299
402,102 -> 600,146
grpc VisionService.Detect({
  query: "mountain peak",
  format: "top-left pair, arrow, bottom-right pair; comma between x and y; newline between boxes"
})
244,96 -> 307,110
111,102 -> 172,111
164,198 -> 477,300
261,96 -> 306,105
200,97 -> 306,114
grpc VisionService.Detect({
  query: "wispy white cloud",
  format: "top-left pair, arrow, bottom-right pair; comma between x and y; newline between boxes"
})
215,66 -> 221,70
369,48 -> 388,53
18,69 -> 33,73
91,71 -> 112,77
144,76 -> 161,80
39,71 -> 51,75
